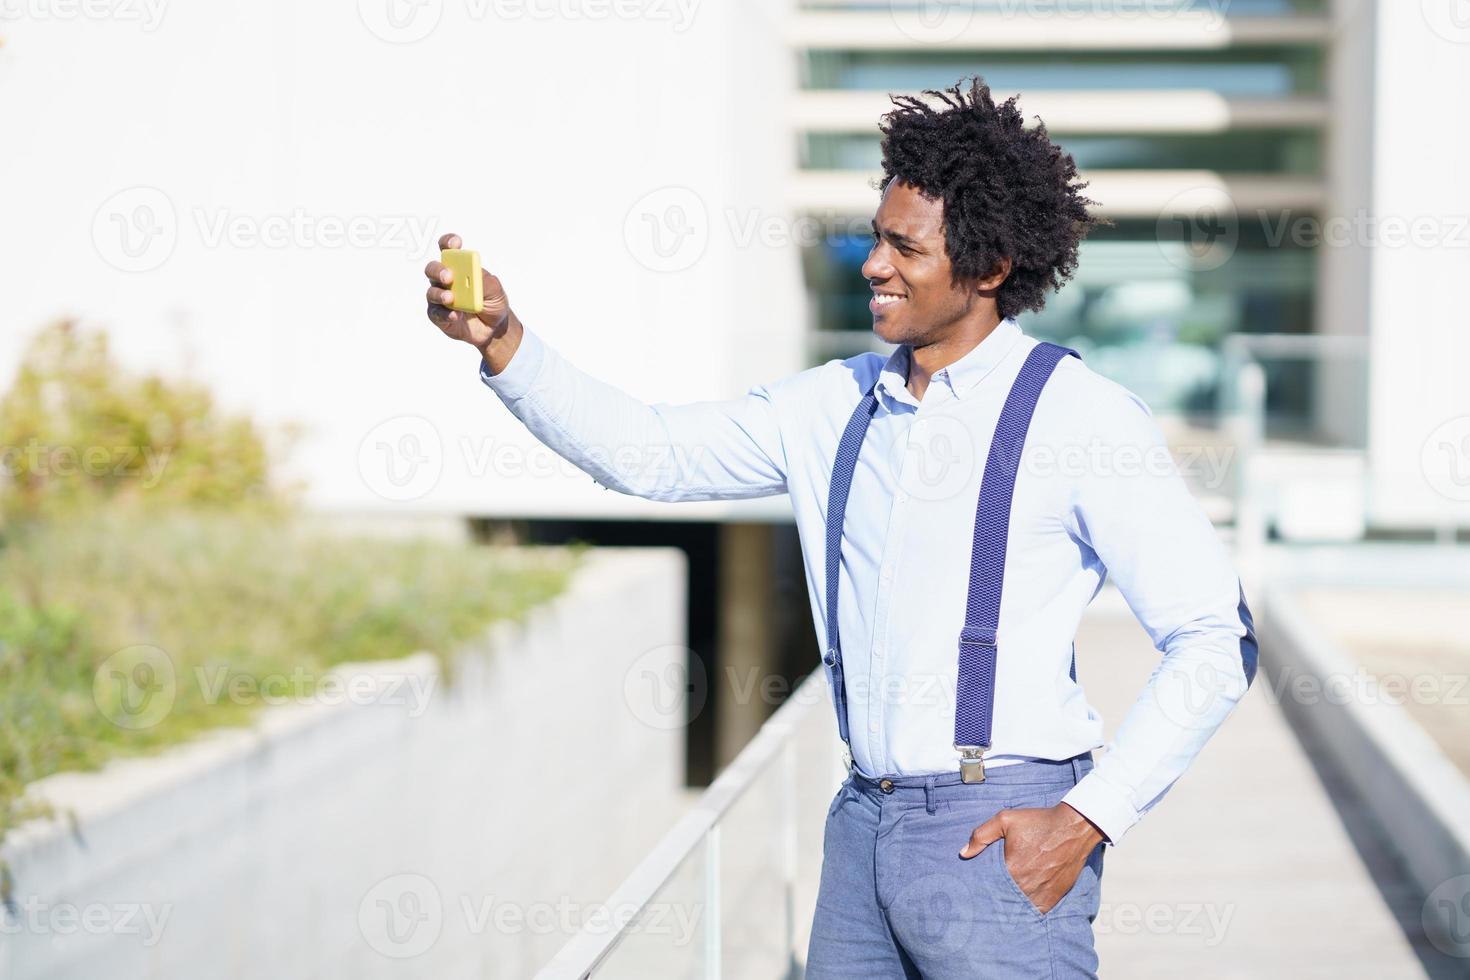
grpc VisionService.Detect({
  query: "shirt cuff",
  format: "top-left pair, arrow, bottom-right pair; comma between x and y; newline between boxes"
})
1061,770 -> 1140,846
477,328 -> 547,401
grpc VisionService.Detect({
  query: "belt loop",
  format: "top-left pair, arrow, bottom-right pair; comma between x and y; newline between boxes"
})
1070,754 -> 1084,785
924,774 -> 938,815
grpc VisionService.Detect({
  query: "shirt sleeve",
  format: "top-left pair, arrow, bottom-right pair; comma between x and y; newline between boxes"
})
478,326 -> 793,502
1057,376 -> 1259,846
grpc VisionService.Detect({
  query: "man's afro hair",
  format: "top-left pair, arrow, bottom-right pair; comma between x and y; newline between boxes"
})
875,75 -> 1108,321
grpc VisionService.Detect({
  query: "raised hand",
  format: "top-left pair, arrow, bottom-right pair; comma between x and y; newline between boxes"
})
424,232 -> 515,355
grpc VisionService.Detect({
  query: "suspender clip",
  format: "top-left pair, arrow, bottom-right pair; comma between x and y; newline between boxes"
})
958,628 -> 997,651
957,745 -> 988,784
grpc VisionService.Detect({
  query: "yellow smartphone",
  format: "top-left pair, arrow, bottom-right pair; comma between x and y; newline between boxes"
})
440,248 -> 484,314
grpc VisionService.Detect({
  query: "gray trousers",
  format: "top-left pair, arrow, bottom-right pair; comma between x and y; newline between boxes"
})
806,754 -> 1105,979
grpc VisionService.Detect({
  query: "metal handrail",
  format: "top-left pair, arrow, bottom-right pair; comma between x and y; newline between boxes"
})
1217,332 -> 1369,421
535,671 -> 829,980
1221,332 -> 1372,574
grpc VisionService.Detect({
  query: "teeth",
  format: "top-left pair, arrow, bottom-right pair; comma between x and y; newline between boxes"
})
874,294 -> 904,305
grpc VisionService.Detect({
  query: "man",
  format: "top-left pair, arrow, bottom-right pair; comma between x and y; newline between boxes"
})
423,76 -> 1256,978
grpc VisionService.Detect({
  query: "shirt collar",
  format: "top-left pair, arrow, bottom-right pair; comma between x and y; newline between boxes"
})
874,317 -> 1024,406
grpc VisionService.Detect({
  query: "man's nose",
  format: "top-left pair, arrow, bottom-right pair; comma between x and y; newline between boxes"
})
862,246 -> 893,283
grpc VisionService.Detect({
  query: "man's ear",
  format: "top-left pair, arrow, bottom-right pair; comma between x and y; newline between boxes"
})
977,255 -> 1012,292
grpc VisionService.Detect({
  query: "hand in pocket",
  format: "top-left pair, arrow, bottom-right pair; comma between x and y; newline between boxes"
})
958,802 -> 1105,915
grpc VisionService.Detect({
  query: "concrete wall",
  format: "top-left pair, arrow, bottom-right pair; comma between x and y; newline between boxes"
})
1258,586 -> 1470,956
0,548 -> 691,980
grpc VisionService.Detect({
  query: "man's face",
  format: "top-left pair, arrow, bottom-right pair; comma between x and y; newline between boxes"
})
861,180 -> 978,346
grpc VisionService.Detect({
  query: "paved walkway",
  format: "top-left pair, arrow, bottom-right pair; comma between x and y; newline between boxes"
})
1078,587 -> 1444,978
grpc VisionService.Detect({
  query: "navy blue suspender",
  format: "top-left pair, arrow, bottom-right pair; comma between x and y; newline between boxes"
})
822,341 -> 1081,781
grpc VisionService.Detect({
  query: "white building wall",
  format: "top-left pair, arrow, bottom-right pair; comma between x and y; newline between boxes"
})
0,0 -> 803,522
1362,1 -> 1470,529
4,2 -> 1466,530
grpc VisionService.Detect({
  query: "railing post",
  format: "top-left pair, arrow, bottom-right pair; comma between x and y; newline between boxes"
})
1233,359 -> 1268,579
781,739 -> 799,978
704,825 -> 721,980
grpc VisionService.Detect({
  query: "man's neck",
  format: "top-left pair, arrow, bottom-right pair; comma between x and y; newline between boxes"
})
906,313 -> 1005,402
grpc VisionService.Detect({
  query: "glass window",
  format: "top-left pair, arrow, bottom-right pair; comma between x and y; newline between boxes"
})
802,129 -> 1321,174
805,218 -> 1317,424
803,49 -> 1324,97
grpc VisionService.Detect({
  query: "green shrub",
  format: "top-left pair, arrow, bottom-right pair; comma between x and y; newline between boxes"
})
0,319 -> 294,523
0,506 -> 582,846
0,322 -> 585,853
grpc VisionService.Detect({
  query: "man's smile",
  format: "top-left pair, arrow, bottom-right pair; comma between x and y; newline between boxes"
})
870,289 -> 907,314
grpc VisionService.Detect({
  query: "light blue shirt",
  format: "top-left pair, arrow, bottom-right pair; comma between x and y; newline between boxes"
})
479,317 -> 1257,844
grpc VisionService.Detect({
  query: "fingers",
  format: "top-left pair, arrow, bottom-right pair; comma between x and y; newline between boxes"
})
426,303 -> 464,331
959,812 -> 1006,859
427,233 -> 507,334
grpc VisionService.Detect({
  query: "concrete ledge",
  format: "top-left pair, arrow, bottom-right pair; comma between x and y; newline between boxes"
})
1259,587 -> 1470,947
1,547 -> 691,980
